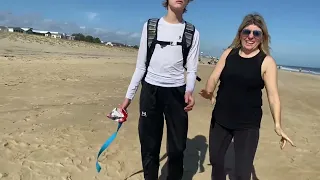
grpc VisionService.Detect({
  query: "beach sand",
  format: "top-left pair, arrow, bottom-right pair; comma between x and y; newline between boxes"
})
0,32 -> 319,180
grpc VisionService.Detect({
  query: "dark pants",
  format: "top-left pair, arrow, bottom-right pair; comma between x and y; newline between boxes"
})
138,81 -> 188,180
209,118 -> 259,180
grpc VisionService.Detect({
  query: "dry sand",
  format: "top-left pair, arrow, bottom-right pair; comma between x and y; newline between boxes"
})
0,32 -> 319,180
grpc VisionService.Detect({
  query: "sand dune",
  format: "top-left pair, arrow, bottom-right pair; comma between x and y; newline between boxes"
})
0,32 -> 319,180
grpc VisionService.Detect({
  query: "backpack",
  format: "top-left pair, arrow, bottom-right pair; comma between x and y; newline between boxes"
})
141,18 -> 201,83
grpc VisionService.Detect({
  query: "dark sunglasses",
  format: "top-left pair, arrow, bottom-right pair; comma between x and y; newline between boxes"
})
241,29 -> 262,38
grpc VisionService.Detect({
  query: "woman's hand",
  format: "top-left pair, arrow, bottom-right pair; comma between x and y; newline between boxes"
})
199,89 -> 215,104
275,126 -> 295,149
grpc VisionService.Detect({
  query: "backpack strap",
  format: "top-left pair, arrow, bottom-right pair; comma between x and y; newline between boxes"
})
182,21 -> 195,68
182,21 -> 201,81
141,18 -> 160,83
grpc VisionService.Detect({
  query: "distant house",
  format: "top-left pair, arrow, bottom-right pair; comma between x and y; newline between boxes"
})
32,30 -> 62,38
105,42 -> 128,47
0,26 -> 8,32
21,27 -> 33,34
65,35 -> 75,40
44,32 -> 51,37
112,42 -> 126,47
51,32 -> 62,39
7,27 -> 24,33
105,42 -> 113,46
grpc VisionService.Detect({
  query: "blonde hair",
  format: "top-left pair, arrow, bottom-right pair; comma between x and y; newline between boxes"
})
229,13 -> 271,55
162,0 -> 193,13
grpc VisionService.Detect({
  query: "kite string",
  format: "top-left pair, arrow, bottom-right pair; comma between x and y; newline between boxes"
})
96,122 -> 123,173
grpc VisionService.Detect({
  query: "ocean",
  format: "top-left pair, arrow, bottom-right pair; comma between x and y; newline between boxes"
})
278,65 -> 320,75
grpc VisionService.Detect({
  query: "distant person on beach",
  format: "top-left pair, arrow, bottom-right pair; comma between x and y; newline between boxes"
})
120,0 -> 200,179
199,13 -> 295,180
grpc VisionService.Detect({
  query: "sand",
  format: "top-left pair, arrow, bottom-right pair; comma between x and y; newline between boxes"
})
0,32 -> 319,180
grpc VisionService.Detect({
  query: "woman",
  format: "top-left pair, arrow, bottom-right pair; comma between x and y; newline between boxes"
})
199,13 -> 295,180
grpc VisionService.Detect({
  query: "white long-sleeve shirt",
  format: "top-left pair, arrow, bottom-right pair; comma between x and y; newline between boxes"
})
125,17 -> 200,100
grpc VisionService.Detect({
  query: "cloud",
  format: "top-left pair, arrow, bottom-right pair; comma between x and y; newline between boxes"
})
129,32 -> 140,38
0,11 -> 141,45
115,31 -> 129,36
86,12 -> 98,21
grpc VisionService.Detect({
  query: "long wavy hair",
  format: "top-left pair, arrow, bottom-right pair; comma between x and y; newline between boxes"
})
229,13 -> 271,55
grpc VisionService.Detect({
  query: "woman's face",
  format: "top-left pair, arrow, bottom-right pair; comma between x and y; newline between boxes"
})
240,24 -> 263,52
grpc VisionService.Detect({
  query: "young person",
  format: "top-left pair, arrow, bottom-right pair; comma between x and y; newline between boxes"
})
119,0 -> 200,179
199,13 -> 295,180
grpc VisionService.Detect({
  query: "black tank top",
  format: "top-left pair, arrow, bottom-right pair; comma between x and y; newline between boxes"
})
213,47 -> 267,130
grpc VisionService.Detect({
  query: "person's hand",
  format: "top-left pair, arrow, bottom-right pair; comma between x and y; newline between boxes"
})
275,125 -> 295,149
119,98 -> 131,110
199,89 -> 215,104
184,91 -> 195,112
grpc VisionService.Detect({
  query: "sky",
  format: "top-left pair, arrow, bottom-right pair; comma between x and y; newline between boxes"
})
1,0 -> 319,67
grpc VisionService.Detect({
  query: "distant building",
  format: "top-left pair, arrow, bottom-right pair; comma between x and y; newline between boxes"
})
105,42 -> 113,46
64,34 -> 75,40
0,25 -> 76,42
0,26 -> 8,32
112,42 -> 126,47
32,30 -> 63,38
51,33 -> 62,39
7,27 -> 24,33
21,27 -> 33,34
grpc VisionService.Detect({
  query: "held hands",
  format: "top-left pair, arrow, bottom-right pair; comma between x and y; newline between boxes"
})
199,89 -> 215,104
275,125 -> 295,149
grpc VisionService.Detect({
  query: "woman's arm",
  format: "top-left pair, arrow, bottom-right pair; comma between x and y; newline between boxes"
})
263,56 -> 296,148
205,48 -> 232,93
263,56 -> 281,128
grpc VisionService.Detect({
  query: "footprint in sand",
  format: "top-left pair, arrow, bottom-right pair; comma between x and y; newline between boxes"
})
3,139 -> 31,150
296,148 -> 310,153
63,175 -> 72,180
23,115 -> 32,122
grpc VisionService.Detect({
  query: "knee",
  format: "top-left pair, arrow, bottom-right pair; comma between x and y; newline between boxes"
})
209,149 -> 224,169
141,151 -> 160,165
209,152 -> 224,168
169,140 -> 186,154
167,150 -> 184,160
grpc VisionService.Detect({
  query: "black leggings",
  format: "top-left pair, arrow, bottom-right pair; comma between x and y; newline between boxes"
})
209,120 -> 259,180
138,81 -> 188,180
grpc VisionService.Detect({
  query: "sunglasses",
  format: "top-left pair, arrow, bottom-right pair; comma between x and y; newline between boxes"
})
241,29 -> 262,38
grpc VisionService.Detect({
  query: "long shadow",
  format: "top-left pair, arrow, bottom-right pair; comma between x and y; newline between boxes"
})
159,135 -> 208,180
221,140 -> 260,180
125,136 -> 260,180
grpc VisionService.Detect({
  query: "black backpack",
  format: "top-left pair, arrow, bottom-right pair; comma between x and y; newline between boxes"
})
141,18 -> 201,83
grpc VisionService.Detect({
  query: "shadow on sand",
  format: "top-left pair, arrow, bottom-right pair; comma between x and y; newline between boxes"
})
159,135 -> 208,180
124,135 -> 208,180
125,136 -> 260,180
